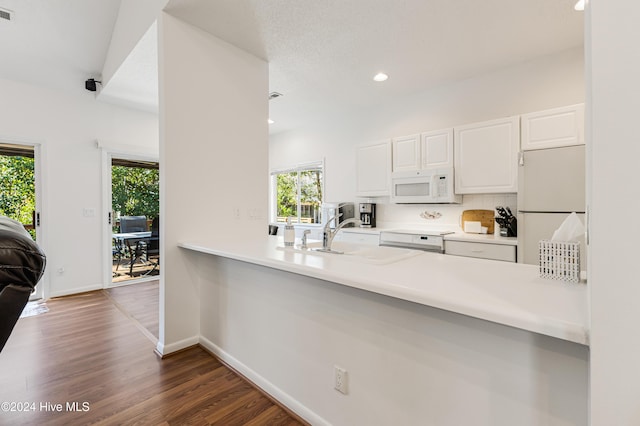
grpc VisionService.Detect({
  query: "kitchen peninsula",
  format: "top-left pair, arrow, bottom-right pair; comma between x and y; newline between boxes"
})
180,236 -> 588,426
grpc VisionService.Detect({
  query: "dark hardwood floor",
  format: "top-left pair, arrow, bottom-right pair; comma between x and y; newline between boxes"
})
0,289 -> 305,425
105,280 -> 160,342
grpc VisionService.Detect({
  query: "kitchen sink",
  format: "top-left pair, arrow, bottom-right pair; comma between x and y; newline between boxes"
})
277,241 -> 421,265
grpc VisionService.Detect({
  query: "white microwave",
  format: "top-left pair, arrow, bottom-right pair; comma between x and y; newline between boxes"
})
390,168 -> 462,204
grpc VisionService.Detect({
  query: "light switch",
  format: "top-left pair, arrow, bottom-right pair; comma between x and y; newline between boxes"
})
83,208 -> 96,217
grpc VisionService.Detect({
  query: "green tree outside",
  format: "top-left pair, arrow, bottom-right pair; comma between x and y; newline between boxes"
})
112,166 -> 159,227
275,169 -> 323,223
0,155 -> 35,238
276,172 -> 297,219
299,169 -> 322,223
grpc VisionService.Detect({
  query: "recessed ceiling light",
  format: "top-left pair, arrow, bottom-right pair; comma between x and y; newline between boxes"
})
373,73 -> 389,82
268,119 -> 275,124
574,0 -> 585,11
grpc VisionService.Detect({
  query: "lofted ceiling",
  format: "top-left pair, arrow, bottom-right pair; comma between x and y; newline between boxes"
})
0,0 -> 584,135
0,0 -> 121,95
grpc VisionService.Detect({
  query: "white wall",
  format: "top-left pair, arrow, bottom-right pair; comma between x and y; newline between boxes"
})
158,12 -> 268,354
270,47 -> 584,228
0,76 -> 158,297
197,255 -> 588,426
588,1 -> 640,424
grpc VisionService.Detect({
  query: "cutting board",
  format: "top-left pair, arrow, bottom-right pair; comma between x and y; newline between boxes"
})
461,209 -> 495,234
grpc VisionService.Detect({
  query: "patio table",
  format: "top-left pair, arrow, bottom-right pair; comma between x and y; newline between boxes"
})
113,232 -> 151,276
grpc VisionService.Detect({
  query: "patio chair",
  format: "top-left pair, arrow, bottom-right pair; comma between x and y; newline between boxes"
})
131,217 -> 159,276
115,216 -> 148,276
119,215 -> 148,233
112,237 -> 127,273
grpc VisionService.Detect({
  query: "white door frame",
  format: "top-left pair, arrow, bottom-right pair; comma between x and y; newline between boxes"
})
101,147 -> 160,288
32,142 -> 46,299
0,136 -> 47,300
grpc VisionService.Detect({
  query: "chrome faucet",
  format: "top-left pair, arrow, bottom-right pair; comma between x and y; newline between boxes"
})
301,229 -> 311,249
316,216 -> 362,253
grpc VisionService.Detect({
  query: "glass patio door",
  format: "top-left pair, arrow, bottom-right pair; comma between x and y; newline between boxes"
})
103,152 -> 160,286
0,142 -> 44,300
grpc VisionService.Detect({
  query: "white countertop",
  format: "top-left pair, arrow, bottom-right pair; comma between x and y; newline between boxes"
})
179,236 -> 588,345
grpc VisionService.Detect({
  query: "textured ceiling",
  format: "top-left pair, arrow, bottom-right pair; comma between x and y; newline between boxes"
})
164,0 -> 584,134
0,0 -> 584,135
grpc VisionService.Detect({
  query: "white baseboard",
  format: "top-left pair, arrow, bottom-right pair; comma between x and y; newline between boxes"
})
198,336 -> 328,426
155,335 -> 199,356
48,283 -> 103,298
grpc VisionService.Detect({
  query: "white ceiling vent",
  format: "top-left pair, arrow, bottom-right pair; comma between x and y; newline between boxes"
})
0,7 -> 12,21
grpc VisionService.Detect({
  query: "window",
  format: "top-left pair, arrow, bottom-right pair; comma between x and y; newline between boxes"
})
271,161 -> 324,224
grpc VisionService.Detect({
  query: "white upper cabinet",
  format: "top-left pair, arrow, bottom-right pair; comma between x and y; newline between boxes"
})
454,116 -> 520,194
392,129 -> 453,173
356,139 -> 391,197
521,103 -> 584,151
392,134 -> 420,172
421,128 -> 453,169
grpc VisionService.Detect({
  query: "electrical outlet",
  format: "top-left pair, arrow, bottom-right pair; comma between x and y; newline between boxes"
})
334,366 -> 348,394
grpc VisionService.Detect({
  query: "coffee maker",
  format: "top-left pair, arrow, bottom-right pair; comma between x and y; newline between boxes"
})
359,203 -> 376,228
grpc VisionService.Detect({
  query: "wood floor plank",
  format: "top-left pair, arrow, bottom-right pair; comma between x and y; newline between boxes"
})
243,404 -> 301,426
0,289 -> 307,425
105,280 -> 159,340
207,389 -> 274,426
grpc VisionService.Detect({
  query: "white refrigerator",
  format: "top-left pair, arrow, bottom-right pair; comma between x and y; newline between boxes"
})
517,145 -> 586,265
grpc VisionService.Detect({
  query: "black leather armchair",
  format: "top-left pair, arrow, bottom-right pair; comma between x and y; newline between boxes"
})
0,216 -> 46,352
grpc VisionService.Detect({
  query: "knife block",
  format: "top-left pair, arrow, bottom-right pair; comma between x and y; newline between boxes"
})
499,217 -> 517,237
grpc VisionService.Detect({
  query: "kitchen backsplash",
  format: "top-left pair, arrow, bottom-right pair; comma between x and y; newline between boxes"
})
369,193 -> 517,230
275,194 -> 517,238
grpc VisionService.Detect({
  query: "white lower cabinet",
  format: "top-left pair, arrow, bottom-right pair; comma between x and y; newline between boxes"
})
444,240 -> 516,262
